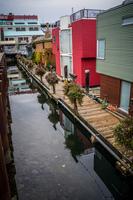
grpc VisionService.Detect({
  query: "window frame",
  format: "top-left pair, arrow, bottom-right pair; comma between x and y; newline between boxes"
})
122,16 -> 133,26
97,39 -> 105,59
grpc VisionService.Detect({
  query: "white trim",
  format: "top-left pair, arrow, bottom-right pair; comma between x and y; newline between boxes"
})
97,39 -> 105,59
118,107 -> 129,114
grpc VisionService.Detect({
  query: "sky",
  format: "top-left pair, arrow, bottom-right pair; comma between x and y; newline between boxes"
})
0,0 -> 123,23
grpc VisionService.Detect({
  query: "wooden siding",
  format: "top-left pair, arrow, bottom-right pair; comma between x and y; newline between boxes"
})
100,74 -> 121,106
96,3 -> 133,83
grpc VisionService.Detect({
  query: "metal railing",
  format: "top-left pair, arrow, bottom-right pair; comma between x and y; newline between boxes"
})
70,9 -> 104,23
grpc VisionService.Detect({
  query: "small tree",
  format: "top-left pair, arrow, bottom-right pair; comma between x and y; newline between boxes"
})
35,66 -> 46,82
63,82 -> 85,114
45,72 -> 59,94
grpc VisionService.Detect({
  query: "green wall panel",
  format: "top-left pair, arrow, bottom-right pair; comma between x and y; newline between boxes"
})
97,3 -> 133,82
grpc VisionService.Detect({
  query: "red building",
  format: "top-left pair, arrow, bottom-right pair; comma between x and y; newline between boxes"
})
52,9 -> 102,87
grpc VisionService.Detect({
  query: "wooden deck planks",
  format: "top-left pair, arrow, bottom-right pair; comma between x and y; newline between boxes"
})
32,73 -> 132,165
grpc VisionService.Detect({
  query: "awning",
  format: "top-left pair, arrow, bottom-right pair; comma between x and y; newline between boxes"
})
0,41 -> 16,45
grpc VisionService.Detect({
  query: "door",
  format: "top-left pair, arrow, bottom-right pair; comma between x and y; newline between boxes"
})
120,81 -> 131,112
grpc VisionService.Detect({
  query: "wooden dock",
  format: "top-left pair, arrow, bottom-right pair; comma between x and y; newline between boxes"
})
20,63 -> 133,175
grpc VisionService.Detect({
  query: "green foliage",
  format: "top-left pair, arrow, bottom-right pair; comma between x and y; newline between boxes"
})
32,42 -> 36,49
45,61 -> 54,71
31,52 -> 36,60
44,48 -> 52,62
63,82 -> 85,106
36,50 -> 42,64
113,117 -> 133,150
101,100 -> 107,109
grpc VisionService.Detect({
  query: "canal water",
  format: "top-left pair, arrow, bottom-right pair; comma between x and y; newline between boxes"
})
7,65 -> 132,200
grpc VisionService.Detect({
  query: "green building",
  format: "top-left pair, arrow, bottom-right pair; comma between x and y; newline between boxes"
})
96,0 -> 133,116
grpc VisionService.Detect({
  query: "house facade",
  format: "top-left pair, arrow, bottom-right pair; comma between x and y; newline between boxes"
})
52,9 -> 102,87
0,13 -> 44,50
34,24 -> 55,65
96,0 -> 133,115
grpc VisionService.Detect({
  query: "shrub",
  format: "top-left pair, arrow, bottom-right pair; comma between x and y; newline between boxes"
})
45,61 -> 54,71
113,117 -> 133,150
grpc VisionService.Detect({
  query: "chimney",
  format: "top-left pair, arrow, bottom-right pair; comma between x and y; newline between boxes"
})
47,23 -> 49,32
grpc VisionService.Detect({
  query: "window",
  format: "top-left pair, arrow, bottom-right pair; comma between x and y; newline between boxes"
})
29,27 -> 38,31
15,22 -> 25,25
97,39 -> 105,59
28,22 -> 37,24
69,29 -> 72,53
16,27 -> 25,31
9,38 -> 14,41
122,17 -> 133,25
60,28 -> 72,54
8,28 -> 12,30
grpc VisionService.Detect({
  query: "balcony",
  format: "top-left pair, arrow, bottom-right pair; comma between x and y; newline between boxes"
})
70,9 -> 103,23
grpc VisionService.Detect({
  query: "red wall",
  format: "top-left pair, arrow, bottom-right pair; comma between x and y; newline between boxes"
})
81,58 -> 100,87
0,14 -> 37,21
72,19 -> 100,86
52,19 -> 100,87
52,27 -> 61,76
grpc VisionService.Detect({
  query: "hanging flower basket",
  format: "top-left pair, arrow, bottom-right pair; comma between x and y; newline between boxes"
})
35,66 -> 46,82
45,72 -> 59,94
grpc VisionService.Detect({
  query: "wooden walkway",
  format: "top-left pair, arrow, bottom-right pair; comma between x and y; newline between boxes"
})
23,65 -> 133,175
41,73 -> 133,161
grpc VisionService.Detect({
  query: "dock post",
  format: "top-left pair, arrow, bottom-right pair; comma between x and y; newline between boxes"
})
85,70 -> 89,94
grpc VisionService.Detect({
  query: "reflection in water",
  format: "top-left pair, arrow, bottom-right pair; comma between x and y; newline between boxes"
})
7,66 -> 133,200
37,92 -> 48,110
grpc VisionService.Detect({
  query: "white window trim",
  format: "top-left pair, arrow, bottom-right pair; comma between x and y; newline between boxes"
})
122,16 -> 133,26
97,39 -> 105,59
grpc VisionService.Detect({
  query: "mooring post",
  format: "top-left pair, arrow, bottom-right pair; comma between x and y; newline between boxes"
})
85,70 -> 90,94
0,133 -> 11,200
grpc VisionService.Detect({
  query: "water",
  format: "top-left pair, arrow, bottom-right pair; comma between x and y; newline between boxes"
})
8,66 -> 133,200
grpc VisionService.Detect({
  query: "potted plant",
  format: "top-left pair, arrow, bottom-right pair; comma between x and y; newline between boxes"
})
35,66 -> 46,82
45,72 -> 59,94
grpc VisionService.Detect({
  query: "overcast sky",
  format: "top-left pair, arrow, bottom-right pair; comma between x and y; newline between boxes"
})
0,0 -> 123,23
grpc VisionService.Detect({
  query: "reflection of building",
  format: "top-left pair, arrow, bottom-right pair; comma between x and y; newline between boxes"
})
96,0 -> 133,115
94,148 -> 132,199
59,110 -> 94,154
7,66 -> 30,92
52,9 -> 102,86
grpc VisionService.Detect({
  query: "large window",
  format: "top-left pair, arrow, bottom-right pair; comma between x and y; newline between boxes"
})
60,28 -> 72,54
97,39 -> 105,59
122,17 -> 133,26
